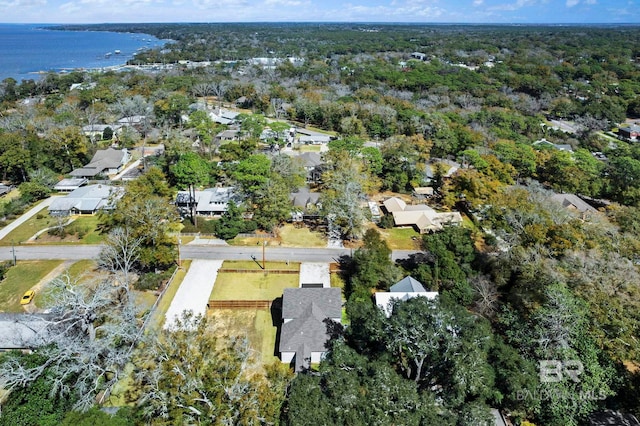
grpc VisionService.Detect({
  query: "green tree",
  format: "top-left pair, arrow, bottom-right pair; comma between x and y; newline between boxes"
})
169,152 -> 210,189
230,154 -> 271,195
129,312 -> 289,425
214,200 -> 245,240
348,228 -> 401,294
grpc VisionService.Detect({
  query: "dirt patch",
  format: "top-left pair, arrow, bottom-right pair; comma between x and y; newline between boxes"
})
22,260 -> 75,313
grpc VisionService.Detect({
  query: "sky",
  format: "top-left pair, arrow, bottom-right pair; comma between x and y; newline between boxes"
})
0,0 -> 638,24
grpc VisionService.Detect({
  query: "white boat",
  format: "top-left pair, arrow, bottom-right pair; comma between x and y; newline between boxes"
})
105,52 -> 112,58
114,50 -> 121,54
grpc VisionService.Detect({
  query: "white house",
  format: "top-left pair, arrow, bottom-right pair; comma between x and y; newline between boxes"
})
375,276 -> 438,318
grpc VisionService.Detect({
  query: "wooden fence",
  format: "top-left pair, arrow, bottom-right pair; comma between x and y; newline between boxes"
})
208,300 -> 272,309
217,268 -> 298,274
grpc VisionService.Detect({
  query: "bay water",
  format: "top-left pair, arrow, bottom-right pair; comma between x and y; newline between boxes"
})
0,24 -> 167,82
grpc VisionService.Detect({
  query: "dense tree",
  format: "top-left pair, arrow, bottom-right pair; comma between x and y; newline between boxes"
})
129,312 -> 290,425
169,151 -> 211,189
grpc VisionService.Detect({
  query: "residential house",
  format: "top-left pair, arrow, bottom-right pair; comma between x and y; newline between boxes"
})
295,152 -> 323,183
410,52 -> 427,61
382,197 -> 463,233
210,109 -> 241,125
375,276 -> 438,317
48,184 -> 123,216
216,129 -> 240,142
117,115 -> 147,128
425,158 -> 460,183
618,124 -> 640,141
279,287 -> 342,372
81,124 -> 122,140
54,178 -> 88,192
551,193 -> 598,219
295,127 -> 333,145
175,187 -> 239,216
532,138 -> 574,152
69,148 -> 131,178
290,187 -> 321,221
0,184 -> 12,196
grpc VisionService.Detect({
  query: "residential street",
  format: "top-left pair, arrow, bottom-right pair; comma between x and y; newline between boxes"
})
0,244 -> 420,263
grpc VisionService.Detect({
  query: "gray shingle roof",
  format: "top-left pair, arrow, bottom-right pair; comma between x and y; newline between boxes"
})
282,287 -> 341,320
390,276 -> 427,293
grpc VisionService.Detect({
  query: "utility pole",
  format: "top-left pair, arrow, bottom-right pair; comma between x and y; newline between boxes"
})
11,241 -> 16,266
262,240 -> 266,271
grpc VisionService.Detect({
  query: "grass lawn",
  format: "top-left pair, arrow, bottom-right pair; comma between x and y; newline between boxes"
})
221,260 -> 299,271
295,144 -> 322,152
0,212 -> 103,245
209,308 -> 280,365
278,224 -> 326,247
375,226 -> 421,250
228,234 -> 276,246
211,270 -> 299,300
0,207 -> 54,245
0,260 -> 63,312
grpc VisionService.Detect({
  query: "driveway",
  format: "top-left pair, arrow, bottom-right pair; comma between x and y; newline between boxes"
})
0,196 -> 61,241
164,259 -> 223,329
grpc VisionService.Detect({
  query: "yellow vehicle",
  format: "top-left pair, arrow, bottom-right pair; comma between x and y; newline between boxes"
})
20,290 -> 35,305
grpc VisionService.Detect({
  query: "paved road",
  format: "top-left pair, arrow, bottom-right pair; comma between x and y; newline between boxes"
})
0,244 -> 420,263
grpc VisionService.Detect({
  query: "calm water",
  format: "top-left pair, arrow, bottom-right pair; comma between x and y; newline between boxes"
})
0,24 -> 167,82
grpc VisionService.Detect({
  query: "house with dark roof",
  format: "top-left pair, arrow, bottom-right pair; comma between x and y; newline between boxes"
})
48,184 -> 124,216
294,152 -> 324,183
70,148 -> 130,178
279,287 -> 342,371
618,124 -> 640,141
290,187 -> 321,221
375,276 -> 438,317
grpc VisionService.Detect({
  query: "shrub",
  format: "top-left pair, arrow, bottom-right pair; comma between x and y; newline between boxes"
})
135,267 -> 176,291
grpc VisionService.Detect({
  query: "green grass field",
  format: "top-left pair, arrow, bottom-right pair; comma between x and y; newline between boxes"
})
211,271 -> 299,300
0,260 -> 63,312
0,212 -> 104,245
278,224 -> 326,247
376,226 -> 421,250
210,308 -> 280,365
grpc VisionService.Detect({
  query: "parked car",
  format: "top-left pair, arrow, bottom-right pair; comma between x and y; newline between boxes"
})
20,290 -> 35,305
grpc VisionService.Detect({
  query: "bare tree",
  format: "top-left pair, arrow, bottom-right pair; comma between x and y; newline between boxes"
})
0,274 -> 140,411
98,227 -> 143,288
471,275 -> 500,319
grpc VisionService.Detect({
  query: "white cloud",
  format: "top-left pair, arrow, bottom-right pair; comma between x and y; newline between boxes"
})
566,0 -> 579,7
0,0 -> 45,7
473,0 -> 484,5
264,0 -> 304,5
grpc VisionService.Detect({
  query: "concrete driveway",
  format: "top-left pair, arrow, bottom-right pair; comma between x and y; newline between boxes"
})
164,259 -> 223,329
